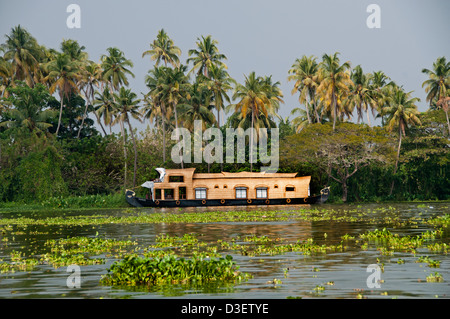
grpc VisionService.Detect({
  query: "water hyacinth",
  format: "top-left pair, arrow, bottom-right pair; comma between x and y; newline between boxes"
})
101,254 -> 251,286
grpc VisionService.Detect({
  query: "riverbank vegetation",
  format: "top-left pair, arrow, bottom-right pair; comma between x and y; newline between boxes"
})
0,25 -> 448,205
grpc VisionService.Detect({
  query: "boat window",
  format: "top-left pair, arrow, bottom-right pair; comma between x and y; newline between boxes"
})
274,185 -> 278,189
256,187 -> 268,198
235,187 -> 247,199
195,188 -> 207,199
286,186 -> 295,192
155,189 -> 162,200
223,185 -> 228,189
164,189 -> 174,200
214,185 -> 219,189
169,175 -> 184,183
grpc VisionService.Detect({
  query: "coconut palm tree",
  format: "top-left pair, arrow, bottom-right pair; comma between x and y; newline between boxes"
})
142,29 -> 181,67
156,65 -> 191,168
178,81 -> 216,131
187,35 -> 227,78
44,53 -> 80,136
381,85 -> 421,195
101,47 -> 134,93
112,87 -> 142,188
316,52 -> 352,130
93,87 -> 115,133
232,72 -> 274,171
78,61 -> 107,137
1,25 -> 42,87
0,57 -> 15,98
346,65 -> 376,126
143,66 -> 171,163
204,63 -> 233,127
288,55 -> 320,123
422,56 -> 450,135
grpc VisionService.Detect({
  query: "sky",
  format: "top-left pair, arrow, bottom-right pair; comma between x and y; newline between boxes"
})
0,0 -> 449,132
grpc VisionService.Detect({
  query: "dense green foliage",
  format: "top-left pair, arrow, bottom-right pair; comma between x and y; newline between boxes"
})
0,25 -> 448,204
101,254 -> 249,286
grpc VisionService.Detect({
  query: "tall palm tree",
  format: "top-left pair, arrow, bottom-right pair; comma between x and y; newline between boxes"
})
187,35 -> 227,78
101,47 -> 134,93
381,85 -> 421,195
44,53 -> 80,136
316,52 -> 352,130
0,57 -> 15,98
142,29 -> 181,67
78,61 -> 107,137
93,87 -> 115,133
143,66 -> 171,163
178,81 -> 216,131
288,55 -> 320,123
112,87 -> 142,188
204,63 -> 233,127
346,65 -> 376,126
422,56 -> 450,135
232,72 -> 273,171
157,65 -> 191,168
1,25 -> 42,87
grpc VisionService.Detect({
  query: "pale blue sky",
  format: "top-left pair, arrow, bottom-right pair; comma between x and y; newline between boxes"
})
1,0 -> 449,131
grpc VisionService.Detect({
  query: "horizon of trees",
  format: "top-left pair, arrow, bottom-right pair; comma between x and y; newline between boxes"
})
0,25 -> 448,203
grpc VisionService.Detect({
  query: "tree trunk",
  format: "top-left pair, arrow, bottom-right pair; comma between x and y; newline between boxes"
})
250,109 -> 255,172
173,102 -> 183,169
332,89 -> 337,131
342,179 -> 348,202
445,109 -> 450,136
56,94 -> 64,136
126,117 -> 138,188
77,99 -> 90,139
162,115 -> 166,163
389,125 -> 403,196
119,119 -> 127,190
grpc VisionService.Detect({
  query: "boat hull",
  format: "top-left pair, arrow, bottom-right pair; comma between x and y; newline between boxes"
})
126,188 -> 329,208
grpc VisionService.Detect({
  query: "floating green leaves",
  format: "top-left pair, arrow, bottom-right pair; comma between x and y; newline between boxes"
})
101,254 -> 251,286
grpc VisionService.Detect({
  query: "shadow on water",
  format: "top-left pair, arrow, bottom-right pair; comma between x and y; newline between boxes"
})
0,202 -> 449,298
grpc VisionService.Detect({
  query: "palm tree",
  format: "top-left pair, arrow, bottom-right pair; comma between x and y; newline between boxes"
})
142,29 -> 181,67
93,87 -> 115,133
112,87 -> 142,188
422,56 -> 450,135
0,57 -> 15,98
232,72 -> 274,171
204,63 -> 233,127
44,53 -> 80,136
1,25 -> 42,87
346,65 -> 376,126
178,81 -> 216,131
316,52 -> 352,130
288,55 -> 320,123
143,66 -> 170,163
101,47 -> 134,93
78,61 -> 107,137
157,65 -> 191,168
187,35 -> 227,77
381,85 -> 421,195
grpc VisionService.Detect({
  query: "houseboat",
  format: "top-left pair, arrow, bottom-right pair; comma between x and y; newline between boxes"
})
125,168 -> 329,208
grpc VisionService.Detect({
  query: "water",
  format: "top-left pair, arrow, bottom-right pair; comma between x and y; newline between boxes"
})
0,202 -> 449,299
